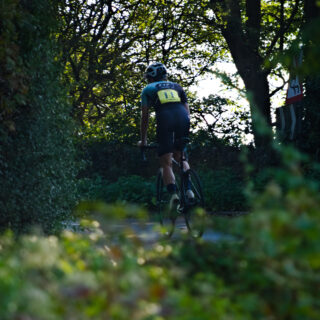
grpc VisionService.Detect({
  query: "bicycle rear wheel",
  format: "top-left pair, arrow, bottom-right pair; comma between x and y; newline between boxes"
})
182,169 -> 205,237
156,170 -> 175,237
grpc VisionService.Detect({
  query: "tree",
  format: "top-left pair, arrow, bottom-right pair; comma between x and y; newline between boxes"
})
58,0 -> 145,125
207,0 -> 302,147
57,0 -> 305,149
57,0 -> 218,141
301,0 -> 320,157
190,94 -> 250,146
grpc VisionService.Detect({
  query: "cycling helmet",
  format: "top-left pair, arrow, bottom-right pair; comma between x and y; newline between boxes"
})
144,62 -> 167,81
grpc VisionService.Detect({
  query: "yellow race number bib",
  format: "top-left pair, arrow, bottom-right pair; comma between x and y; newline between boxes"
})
157,89 -> 181,104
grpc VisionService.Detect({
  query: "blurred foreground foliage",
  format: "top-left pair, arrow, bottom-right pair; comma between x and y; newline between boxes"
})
1,145 -> 320,319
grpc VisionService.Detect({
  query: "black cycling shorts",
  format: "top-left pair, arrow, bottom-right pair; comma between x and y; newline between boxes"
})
156,104 -> 190,156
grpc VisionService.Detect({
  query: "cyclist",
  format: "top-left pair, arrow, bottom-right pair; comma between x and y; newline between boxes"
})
137,62 -> 194,210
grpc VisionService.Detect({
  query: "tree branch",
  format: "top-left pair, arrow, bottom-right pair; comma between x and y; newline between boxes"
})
265,0 -> 301,58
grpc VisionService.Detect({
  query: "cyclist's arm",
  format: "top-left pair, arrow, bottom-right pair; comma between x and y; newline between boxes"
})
183,103 -> 190,117
140,105 -> 149,145
177,85 -> 189,117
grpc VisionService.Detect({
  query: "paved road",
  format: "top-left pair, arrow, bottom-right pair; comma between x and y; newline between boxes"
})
65,212 -> 243,244
109,216 -> 237,244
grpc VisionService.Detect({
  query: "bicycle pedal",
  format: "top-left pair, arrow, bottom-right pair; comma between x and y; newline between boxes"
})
177,205 -> 184,213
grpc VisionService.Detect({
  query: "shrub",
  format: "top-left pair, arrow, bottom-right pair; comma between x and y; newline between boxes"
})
79,175 -> 156,209
199,168 -> 247,211
203,146 -> 320,319
80,168 -> 247,213
79,140 -> 159,182
0,0 -> 79,232
0,214 -> 251,320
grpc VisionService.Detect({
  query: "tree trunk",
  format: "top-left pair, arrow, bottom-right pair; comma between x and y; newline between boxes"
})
302,0 -> 320,157
209,0 -> 272,148
225,42 -> 272,147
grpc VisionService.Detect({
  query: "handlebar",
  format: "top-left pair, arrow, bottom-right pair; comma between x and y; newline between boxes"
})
139,144 -> 158,163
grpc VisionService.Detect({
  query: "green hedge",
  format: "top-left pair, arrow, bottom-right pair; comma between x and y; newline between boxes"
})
0,0 -> 79,232
79,168 -> 247,213
79,175 -> 156,209
199,168 -> 247,211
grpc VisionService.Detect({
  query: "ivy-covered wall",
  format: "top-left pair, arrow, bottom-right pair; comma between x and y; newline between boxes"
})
0,0 -> 79,232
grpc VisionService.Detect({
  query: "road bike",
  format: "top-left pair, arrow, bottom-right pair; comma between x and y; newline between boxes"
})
141,138 -> 206,238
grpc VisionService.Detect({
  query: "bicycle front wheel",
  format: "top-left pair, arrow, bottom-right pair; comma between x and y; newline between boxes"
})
182,169 -> 205,237
156,170 -> 175,237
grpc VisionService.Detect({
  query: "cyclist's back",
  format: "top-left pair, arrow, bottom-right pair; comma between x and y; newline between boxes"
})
141,80 -> 187,111
141,79 -> 190,156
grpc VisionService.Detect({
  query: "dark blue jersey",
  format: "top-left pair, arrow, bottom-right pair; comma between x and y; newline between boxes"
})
141,80 -> 190,156
141,80 -> 188,111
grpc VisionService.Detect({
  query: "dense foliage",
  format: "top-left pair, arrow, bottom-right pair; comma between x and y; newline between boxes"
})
0,0 -> 78,232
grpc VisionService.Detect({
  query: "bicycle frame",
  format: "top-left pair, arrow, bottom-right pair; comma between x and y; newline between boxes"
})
140,139 -> 205,237
172,149 -> 188,170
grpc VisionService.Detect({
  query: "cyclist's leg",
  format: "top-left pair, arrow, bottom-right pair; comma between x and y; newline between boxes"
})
173,104 -> 191,172
173,150 -> 193,199
173,150 -> 190,171
156,109 -> 177,194
159,152 -> 175,187
172,106 -> 193,197
159,152 -> 179,213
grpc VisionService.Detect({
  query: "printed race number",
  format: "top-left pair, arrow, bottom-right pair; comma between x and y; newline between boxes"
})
157,89 -> 181,104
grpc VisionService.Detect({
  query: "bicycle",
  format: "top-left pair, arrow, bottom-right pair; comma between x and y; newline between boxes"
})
141,138 -> 206,238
